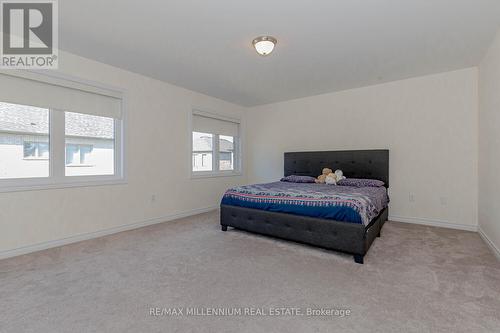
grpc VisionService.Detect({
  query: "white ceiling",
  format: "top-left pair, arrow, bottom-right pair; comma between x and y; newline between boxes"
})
60,0 -> 500,107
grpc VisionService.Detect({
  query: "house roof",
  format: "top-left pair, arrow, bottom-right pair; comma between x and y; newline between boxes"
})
194,135 -> 233,152
0,102 -> 114,139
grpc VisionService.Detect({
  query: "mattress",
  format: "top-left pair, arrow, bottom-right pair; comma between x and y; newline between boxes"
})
221,182 -> 389,225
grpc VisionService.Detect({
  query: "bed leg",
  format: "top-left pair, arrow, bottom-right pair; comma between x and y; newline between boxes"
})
353,254 -> 364,264
221,225 -> 228,231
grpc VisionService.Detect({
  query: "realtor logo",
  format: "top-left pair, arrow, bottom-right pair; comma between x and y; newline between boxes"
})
1,0 -> 58,68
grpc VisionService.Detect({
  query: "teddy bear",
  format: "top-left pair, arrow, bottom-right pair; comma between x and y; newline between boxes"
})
335,169 -> 346,182
325,169 -> 346,185
315,168 -> 333,184
325,172 -> 337,185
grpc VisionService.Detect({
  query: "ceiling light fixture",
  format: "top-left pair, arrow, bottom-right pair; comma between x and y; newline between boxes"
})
252,36 -> 277,56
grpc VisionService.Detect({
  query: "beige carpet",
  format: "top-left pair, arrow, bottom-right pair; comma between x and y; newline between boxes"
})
1,210 -> 499,333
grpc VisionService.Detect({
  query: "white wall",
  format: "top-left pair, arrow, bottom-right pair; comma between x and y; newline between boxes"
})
0,51 -> 246,254
246,68 -> 478,229
479,30 -> 500,256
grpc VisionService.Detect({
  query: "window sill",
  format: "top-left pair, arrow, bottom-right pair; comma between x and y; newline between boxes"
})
0,177 -> 127,193
191,171 -> 242,179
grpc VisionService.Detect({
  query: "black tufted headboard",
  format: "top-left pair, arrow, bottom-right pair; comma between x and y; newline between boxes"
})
284,150 -> 389,187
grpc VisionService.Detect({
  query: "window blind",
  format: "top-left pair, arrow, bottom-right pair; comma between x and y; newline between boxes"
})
0,71 -> 122,119
192,113 -> 239,137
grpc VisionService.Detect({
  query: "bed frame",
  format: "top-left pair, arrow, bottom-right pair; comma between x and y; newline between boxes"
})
220,150 -> 389,264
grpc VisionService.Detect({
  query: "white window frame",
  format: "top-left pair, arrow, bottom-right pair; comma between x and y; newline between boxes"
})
190,109 -> 242,179
0,72 -> 126,193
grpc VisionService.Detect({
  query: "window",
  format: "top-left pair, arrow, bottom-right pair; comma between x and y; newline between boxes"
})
219,135 -> 234,171
191,111 -> 240,176
65,144 -> 93,165
192,132 -> 213,172
65,112 -> 114,176
24,142 -> 49,159
0,103 -> 50,179
0,72 -> 124,191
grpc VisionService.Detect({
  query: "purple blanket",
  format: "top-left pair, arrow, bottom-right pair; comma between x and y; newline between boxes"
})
221,182 -> 389,225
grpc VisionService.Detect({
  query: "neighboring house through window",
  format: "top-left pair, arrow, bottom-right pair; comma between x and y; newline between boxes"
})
192,132 -> 213,172
0,72 -> 124,191
219,135 -> 234,171
65,112 -> 115,176
191,111 -> 240,176
0,103 -> 50,179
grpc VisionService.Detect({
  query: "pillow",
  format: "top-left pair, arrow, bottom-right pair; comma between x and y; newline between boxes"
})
337,178 -> 385,187
280,175 -> 317,183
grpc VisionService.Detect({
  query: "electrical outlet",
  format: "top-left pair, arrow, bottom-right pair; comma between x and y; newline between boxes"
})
151,194 -> 156,203
409,193 -> 415,203
440,197 -> 447,206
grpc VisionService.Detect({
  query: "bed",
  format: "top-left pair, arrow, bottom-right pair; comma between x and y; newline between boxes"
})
220,150 -> 389,264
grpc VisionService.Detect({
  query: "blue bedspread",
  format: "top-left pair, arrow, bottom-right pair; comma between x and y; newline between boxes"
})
221,182 -> 389,225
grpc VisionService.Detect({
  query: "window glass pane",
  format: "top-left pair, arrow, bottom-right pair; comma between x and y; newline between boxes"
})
65,112 -> 114,176
0,102 -> 49,179
23,142 -> 50,159
192,132 -> 213,172
219,135 -> 234,171
80,145 -> 93,164
66,144 -> 78,165
23,142 -> 37,158
38,143 -> 49,158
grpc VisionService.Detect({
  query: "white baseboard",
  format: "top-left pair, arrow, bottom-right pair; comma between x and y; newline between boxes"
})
3,210 -> 493,261
389,215 -> 478,232
478,226 -> 500,261
0,205 -> 219,261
